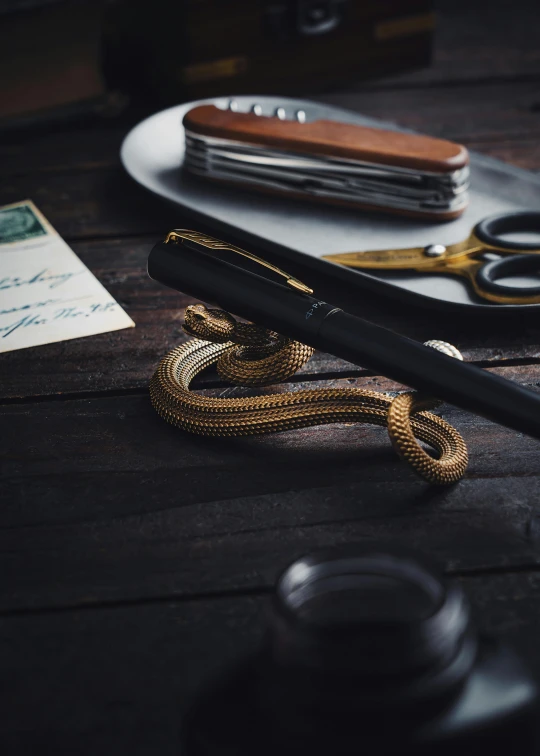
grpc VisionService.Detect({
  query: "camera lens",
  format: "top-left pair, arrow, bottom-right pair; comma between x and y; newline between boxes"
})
279,552 -> 443,625
181,547 -> 537,756
266,547 -> 476,711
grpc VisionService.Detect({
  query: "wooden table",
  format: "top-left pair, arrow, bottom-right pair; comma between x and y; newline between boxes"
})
1,2 -> 540,752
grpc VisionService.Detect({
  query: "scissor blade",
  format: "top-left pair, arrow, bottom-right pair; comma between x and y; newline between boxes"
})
323,246 -> 434,270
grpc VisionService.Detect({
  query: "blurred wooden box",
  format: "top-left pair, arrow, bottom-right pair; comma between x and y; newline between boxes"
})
0,1 -> 108,127
114,0 -> 434,102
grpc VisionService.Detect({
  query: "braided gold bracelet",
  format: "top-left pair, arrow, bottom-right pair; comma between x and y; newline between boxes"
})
150,305 -> 468,485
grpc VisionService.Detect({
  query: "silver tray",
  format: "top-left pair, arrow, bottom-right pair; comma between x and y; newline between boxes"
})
121,96 -> 540,312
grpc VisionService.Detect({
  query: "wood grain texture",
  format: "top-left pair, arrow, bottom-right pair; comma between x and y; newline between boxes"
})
1,473 -> 539,613
1,571 -> 540,756
1,1 -> 540,752
391,0 -> 540,84
184,104 -> 470,171
2,369 -> 540,613
314,80 -> 540,144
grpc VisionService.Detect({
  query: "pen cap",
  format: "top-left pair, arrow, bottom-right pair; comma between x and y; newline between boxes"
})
148,236 -> 339,345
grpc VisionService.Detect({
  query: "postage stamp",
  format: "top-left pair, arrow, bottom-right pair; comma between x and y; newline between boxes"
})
0,199 -> 134,353
0,202 -> 48,244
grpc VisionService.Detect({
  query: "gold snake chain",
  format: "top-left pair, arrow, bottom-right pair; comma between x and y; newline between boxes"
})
150,304 -> 468,485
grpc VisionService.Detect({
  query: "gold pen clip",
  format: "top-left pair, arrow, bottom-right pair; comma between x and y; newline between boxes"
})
164,229 -> 314,295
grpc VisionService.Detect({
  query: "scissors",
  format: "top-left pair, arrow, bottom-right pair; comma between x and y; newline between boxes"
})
323,212 -> 540,305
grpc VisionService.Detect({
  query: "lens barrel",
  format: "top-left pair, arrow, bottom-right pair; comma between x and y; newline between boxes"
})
181,547 -> 537,755
260,548 -> 476,733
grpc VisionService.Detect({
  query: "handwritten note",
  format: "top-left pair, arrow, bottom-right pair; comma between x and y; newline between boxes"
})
0,200 -> 134,353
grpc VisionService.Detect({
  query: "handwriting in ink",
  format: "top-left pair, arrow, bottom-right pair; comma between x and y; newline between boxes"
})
0,299 -> 61,315
0,302 -> 119,338
0,314 -> 48,338
53,302 -> 118,320
0,269 -> 82,291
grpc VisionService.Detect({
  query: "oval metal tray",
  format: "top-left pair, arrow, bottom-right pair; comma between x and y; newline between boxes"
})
121,96 -> 540,313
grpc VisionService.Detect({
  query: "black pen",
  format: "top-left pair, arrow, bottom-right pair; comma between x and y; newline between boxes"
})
148,230 -> 540,441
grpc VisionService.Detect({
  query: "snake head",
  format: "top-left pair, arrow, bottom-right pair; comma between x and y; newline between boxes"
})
183,304 -> 237,343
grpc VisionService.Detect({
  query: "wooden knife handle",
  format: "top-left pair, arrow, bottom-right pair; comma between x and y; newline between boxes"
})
183,105 -> 469,174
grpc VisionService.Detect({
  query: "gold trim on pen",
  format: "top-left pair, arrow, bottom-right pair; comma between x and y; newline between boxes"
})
164,229 -> 314,295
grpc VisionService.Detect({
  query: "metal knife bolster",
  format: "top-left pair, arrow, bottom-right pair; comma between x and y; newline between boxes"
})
184,130 -> 470,215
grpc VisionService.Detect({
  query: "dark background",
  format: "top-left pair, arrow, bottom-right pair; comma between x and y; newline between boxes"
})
1,1 -> 540,754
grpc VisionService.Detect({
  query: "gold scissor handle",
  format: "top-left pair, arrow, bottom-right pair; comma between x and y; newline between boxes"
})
323,231 -> 540,305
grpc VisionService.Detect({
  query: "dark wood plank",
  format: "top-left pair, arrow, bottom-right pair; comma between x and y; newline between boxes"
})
1,570 -> 540,754
2,370 -> 540,524
465,136 -> 540,172
1,473 -> 539,613
0,593 -> 266,755
0,166 -> 178,240
3,367 -> 540,494
0,2 -> 539,751
315,80 -> 540,144
0,125 -> 127,179
1,236 -> 540,399
371,0 -> 540,86
2,370 -> 540,612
